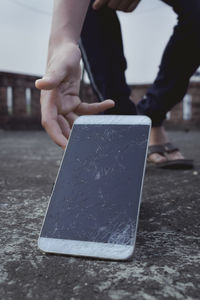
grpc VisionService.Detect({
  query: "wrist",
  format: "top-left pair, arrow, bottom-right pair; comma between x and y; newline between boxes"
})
49,32 -> 77,48
48,39 -> 80,60
45,41 -> 81,77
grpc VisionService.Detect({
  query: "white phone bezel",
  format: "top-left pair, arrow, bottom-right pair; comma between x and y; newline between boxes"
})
38,237 -> 134,260
38,115 -> 151,260
75,115 -> 151,125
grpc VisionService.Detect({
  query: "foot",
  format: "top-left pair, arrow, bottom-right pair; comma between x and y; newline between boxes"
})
148,126 -> 184,164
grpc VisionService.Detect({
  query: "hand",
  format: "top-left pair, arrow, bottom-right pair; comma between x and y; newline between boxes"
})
35,43 -> 114,150
93,0 -> 141,12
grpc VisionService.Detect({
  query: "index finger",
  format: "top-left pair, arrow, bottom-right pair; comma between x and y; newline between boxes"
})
75,100 -> 115,115
92,0 -> 108,10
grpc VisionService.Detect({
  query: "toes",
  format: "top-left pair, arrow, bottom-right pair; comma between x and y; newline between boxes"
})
166,151 -> 185,160
148,153 -> 167,164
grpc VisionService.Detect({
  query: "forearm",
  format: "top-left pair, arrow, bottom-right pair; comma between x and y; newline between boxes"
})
36,0 -> 90,90
49,0 -> 90,47
35,0 -> 114,149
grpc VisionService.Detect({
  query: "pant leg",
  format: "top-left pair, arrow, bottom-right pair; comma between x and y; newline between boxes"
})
80,1 -> 137,115
137,0 -> 200,126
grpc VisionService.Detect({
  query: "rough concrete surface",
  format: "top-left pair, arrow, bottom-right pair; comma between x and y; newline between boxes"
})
0,130 -> 200,300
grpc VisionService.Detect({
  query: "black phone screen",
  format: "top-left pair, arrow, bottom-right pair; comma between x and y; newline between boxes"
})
41,124 -> 149,245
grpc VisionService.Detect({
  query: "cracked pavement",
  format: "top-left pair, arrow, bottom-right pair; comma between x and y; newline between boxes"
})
0,130 -> 200,300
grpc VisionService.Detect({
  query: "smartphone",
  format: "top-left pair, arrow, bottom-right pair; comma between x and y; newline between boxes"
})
38,115 -> 151,260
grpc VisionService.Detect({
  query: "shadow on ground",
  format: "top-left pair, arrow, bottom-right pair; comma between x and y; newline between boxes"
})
0,130 -> 200,300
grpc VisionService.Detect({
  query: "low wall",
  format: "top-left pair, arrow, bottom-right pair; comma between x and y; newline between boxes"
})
0,71 -> 199,130
0,72 -> 41,129
129,83 -> 200,130
81,82 -> 200,130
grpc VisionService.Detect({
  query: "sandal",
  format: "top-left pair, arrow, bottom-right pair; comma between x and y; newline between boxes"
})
148,142 -> 194,169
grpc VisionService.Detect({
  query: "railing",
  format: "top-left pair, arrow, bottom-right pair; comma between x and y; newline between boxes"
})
130,83 -> 200,129
0,71 -> 199,130
0,72 -> 41,129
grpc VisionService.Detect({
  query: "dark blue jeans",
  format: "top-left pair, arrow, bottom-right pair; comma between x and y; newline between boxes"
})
80,0 -> 200,126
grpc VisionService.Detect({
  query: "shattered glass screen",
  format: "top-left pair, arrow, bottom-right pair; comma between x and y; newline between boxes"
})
41,124 -> 149,245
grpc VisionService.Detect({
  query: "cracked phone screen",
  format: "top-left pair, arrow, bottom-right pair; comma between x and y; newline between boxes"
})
41,124 -> 149,245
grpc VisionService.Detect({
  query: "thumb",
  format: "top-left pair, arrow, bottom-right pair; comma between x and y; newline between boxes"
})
35,62 -> 68,90
35,75 -> 62,90
35,74 -> 63,90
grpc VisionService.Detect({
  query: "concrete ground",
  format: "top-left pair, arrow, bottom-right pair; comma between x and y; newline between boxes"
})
0,130 -> 200,300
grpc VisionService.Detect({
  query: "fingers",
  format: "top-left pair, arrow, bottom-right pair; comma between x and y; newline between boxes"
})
75,99 -> 115,115
92,0 -> 141,12
93,0 -> 108,10
42,117 -> 68,150
116,0 -> 136,12
126,0 -> 141,12
40,91 -> 68,149
57,115 -> 71,139
65,112 -> 78,128
41,99 -> 114,149
107,0 -> 122,10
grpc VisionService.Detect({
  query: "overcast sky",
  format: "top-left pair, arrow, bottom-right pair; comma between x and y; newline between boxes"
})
0,0 -> 178,83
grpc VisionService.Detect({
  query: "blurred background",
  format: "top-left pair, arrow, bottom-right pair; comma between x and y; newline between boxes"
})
1,3 -> 200,298
0,0 -> 200,129
0,0 -> 178,82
